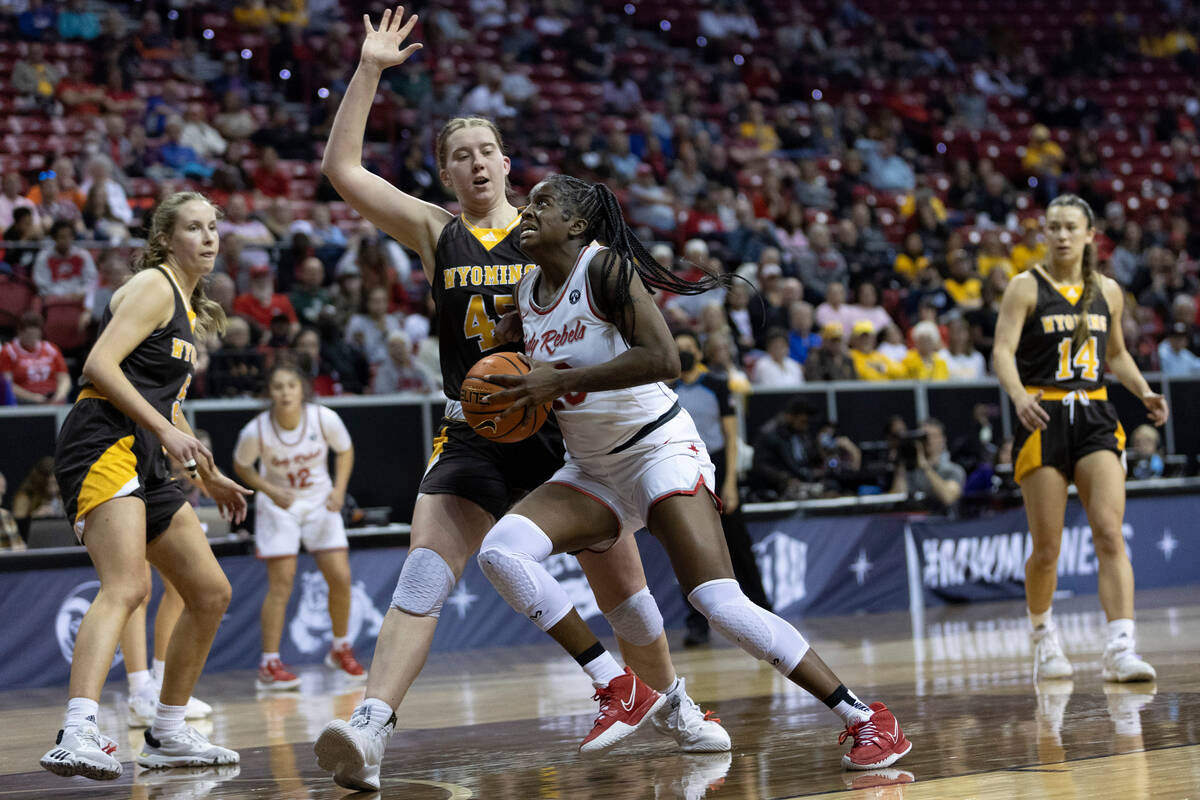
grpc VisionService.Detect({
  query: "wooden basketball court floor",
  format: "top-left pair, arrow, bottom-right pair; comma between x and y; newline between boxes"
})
2,586 -> 1198,799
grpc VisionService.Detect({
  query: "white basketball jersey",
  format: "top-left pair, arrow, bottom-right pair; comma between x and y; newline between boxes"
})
234,404 -> 352,501
517,243 -> 677,459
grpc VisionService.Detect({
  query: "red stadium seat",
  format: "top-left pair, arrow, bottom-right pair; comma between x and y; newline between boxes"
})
42,300 -> 89,353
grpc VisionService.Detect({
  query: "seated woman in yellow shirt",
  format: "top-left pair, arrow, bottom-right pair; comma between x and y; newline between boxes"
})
943,249 -> 983,310
1010,220 -> 1047,273
849,320 -> 905,380
901,321 -> 950,380
893,232 -> 929,283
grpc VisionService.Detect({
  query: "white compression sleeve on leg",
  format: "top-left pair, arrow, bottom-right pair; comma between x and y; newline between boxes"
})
603,586 -> 664,647
688,578 -> 809,675
478,514 -> 573,632
391,548 -> 456,617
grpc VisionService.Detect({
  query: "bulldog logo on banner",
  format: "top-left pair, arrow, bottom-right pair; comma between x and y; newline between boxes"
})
289,571 -> 386,654
56,580 -> 123,666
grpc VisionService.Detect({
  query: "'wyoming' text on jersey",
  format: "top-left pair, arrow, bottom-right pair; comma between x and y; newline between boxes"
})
1039,313 -> 1109,334
443,263 -> 536,289
170,337 -> 198,367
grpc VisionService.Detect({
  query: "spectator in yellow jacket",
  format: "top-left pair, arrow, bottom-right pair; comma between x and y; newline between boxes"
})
849,320 -> 904,381
902,321 -> 950,380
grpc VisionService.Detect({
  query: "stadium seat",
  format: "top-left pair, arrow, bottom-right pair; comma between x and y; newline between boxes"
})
43,301 -> 90,353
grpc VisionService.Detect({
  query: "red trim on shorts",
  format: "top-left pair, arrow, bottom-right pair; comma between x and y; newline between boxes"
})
546,479 -> 622,531
647,474 -> 723,516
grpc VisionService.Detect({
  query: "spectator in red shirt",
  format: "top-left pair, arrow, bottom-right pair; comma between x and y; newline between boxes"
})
0,311 -> 70,404
251,146 -> 292,199
233,263 -> 299,334
32,220 -> 97,303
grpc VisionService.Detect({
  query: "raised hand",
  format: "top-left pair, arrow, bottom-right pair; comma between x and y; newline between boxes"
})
360,6 -> 422,72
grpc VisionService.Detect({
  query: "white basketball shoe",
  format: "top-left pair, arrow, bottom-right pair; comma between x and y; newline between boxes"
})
314,705 -> 396,791
1031,625 -> 1073,681
40,722 -> 123,780
1102,637 -> 1156,682
652,677 -> 731,753
137,726 -> 239,769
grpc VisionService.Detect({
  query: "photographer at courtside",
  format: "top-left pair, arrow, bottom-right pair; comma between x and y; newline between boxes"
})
889,418 -> 965,510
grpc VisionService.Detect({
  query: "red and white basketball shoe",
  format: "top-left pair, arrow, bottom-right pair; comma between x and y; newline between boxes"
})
256,659 -> 301,691
325,643 -> 367,680
840,702 -> 912,770
579,668 -> 665,754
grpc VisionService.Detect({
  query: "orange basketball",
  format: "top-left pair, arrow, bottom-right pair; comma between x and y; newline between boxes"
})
461,353 -> 551,443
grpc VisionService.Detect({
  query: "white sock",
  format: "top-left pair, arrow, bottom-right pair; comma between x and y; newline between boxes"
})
1029,608 -> 1053,631
824,685 -> 872,726
150,702 -> 187,739
332,635 -> 351,650
261,652 -> 280,667
128,669 -> 155,697
355,697 -> 395,732
663,676 -> 681,695
153,659 -> 167,686
1107,618 -> 1135,645
65,697 -> 100,729
582,652 -> 625,687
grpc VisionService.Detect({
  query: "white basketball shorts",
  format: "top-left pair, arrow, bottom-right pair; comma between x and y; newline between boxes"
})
548,410 -> 718,543
254,493 -> 348,558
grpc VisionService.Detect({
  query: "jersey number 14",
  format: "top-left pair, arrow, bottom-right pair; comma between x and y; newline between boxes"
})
1055,335 -> 1100,382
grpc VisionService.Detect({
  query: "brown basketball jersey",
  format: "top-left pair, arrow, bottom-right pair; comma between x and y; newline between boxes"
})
1016,268 -> 1109,391
431,214 -> 536,400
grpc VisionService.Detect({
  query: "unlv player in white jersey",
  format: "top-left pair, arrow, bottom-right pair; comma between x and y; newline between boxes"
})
233,360 -> 365,689
479,175 -> 912,770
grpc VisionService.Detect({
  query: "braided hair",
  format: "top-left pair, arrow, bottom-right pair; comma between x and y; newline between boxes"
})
536,174 -> 725,333
1046,194 -> 1098,355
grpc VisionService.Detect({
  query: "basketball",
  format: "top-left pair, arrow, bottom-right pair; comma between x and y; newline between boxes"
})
460,353 -> 550,443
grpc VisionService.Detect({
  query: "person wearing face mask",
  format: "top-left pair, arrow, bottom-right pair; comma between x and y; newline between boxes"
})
671,331 -> 770,647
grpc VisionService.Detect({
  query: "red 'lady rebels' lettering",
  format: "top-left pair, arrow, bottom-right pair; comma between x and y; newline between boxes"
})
269,448 -> 324,468
528,320 -> 587,356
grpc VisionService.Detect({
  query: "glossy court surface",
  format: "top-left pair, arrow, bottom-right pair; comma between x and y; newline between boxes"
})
1,586 -> 1197,799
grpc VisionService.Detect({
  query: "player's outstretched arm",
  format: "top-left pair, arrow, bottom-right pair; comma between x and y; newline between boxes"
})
322,6 -> 450,280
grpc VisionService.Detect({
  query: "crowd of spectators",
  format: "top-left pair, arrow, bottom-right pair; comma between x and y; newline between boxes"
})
1,0 -> 1197,504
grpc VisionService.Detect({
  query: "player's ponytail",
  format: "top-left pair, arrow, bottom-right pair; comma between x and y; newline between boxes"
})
536,174 -> 725,333
134,191 -> 228,339
1047,194 -> 1098,355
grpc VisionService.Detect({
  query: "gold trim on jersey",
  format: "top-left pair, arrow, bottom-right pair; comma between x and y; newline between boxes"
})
158,264 -> 196,331
77,386 -> 108,403
76,435 -> 138,524
1032,265 -> 1085,305
1026,386 -> 1108,401
461,214 -> 521,252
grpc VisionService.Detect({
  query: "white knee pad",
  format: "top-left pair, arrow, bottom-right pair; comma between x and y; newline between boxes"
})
688,578 -> 809,675
603,586 -> 664,647
391,548 -> 455,618
478,515 -> 571,632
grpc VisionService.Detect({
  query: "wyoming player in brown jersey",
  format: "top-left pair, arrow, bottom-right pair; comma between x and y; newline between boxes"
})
313,8 -> 726,792
41,193 -> 250,780
993,195 -> 1167,685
